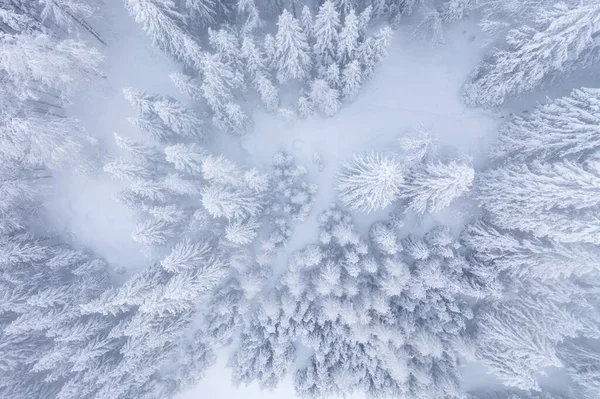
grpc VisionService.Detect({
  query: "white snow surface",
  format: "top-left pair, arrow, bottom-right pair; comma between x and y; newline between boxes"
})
43,4 -> 183,272
47,4 -> 499,397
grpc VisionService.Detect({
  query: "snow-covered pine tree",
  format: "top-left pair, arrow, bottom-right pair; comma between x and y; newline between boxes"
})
125,0 -> 204,69
337,152 -> 405,213
239,36 -> 280,111
274,9 -> 312,84
185,0 -> 219,24
313,0 -> 340,66
397,125 -> 439,166
308,78 -> 341,116
357,25 -> 392,79
197,51 -> 240,110
0,228 -> 114,398
372,0 -> 423,27
237,0 -> 262,33
240,36 -> 267,78
492,87 -> 600,162
208,27 -> 244,73
232,209 -> 487,398
109,89 -> 267,252
123,88 -> 205,142
0,30 -> 103,103
474,294 -> 599,391
440,0 -> 474,23
558,340 -> 600,399
300,5 -> 313,38
478,158 -> 600,245
0,25 -> 103,173
341,59 -> 363,99
462,220 -> 600,281
401,160 -> 474,214
476,0 -> 557,39
74,239 -> 228,398
204,151 -> 317,343
463,2 -> 600,107
337,9 -> 361,64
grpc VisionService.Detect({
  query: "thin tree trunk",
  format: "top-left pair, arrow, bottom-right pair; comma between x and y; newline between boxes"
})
63,8 -> 107,46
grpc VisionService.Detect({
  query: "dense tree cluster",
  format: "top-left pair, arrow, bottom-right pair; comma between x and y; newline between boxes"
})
127,0 -> 393,134
462,86 -> 600,396
231,206 -> 489,397
337,129 -> 474,215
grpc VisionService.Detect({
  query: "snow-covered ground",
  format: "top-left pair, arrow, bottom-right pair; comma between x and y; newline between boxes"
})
46,3 -> 499,397
43,3 -> 183,272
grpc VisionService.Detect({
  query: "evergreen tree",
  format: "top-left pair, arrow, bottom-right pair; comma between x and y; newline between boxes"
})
237,0 -> 262,33
492,87 -> 600,162
124,88 -> 205,142
313,0 -> 340,65
341,59 -> 363,99
358,26 -> 392,78
440,0 -> 474,22
401,160 -> 474,214
300,5 -> 313,38
125,0 -> 204,69
559,340 -> 600,399
185,0 -> 218,23
232,208 -> 486,397
308,78 -> 341,116
337,9 -> 360,64
462,220 -> 600,281
274,9 -> 312,83
479,159 -> 600,244
337,152 -> 405,213
463,2 -> 600,107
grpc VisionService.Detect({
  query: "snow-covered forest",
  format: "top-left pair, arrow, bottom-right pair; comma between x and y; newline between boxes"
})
1,0 -> 599,398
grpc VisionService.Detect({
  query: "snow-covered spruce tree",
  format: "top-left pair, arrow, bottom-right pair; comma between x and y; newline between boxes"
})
397,124 -> 439,166
0,232 -> 114,399
123,87 -> 205,142
463,2 -> 600,107
74,238 -> 227,398
412,4 -> 445,44
473,292 -> 600,391
308,78 -> 341,116
107,88 -> 268,252
400,160 -> 474,214
337,9 -> 361,64
0,162 -> 116,399
558,340 -> 600,399
357,25 -> 392,79
90,110 -> 270,396
462,220 -> 600,281
274,9 -> 312,84
241,36 -> 280,111
0,29 -> 103,171
439,0 -> 474,23
370,0 -> 424,27
204,151 -> 317,347
159,2 -> 391,121
478,158 -> 600,245
185,0 -> 220,24
337,152 -> 405,213
464,95 -> 600,391
4,0 -> 106,45
476,0 -> 557,39
232,208 -> 489,397
492,87 -> 600,162
125,0 -> 204,69
313,0 -> 340,66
